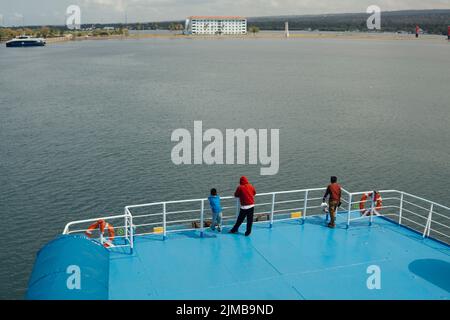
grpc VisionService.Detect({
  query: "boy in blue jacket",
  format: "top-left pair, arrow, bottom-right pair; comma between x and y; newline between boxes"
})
208,188 -> 222,232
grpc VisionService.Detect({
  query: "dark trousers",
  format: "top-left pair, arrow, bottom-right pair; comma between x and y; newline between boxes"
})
230,207 -> 254,234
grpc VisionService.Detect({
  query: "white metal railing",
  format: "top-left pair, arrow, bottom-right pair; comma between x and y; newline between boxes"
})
63,211 -> 134,252
124,187 -> 329,240
343,189 -> 450,242
62,187 -> 450,251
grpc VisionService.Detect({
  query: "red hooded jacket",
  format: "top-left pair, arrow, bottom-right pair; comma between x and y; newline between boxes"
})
234,176 -> 256,206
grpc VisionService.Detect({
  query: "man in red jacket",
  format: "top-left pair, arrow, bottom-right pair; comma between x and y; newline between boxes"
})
229,176 -> 256,236
323,176 -> 342,228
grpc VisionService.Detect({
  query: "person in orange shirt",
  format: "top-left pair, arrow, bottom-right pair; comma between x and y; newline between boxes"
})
322,176 -> 342,228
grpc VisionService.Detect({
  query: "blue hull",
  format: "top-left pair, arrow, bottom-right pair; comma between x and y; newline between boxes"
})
6,41 -> 45,47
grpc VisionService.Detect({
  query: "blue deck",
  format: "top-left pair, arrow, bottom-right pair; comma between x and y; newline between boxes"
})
108,213 -> 450,300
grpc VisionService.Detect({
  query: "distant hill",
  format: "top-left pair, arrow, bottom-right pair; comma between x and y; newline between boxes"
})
147,9 -> 449,35
246,10 -> 450,35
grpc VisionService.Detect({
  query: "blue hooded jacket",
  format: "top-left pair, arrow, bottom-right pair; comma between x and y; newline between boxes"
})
208,195 -> 222,214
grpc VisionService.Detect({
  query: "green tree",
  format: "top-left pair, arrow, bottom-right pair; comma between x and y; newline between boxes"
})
248,25 -> 260,35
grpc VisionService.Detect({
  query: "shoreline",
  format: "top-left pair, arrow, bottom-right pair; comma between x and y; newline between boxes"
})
39,32 -> 449,44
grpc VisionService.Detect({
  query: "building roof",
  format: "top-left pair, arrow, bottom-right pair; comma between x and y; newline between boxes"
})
188,16 -> 246,20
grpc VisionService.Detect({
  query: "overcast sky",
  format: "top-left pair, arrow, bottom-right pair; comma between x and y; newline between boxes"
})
0,0 -> 449,26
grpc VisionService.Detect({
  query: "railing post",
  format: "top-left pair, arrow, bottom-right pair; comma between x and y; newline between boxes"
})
369,193 -> 375,226
129,214 -> 134,254
270,193 -> 275,228
163,202 -> 167,240
347,194 -> 352,229
422,203 -> 433,238
302,190 -> 308,223
398,192 -> 404,225
200,199 -> 205,237
124,208 -> 129,241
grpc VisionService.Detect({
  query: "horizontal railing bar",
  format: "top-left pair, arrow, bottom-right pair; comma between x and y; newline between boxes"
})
428,228 -> 450,238
431,211 -> 450,220
349,197 -> 399,206
63,214 -> 128,234
398,216 -> 427,228
66,224 -> 127,234
257,188 -> 326,196
133,212 -> 163,218
134,222 -> 162,228
401,207 -> 428,220
166,218 -> 198,224
254,202 -> 273,207
402,199 -> 434,212
220,205 -> 235,210
273,199 -> 304,205
273,208 -> 300,214
166,209 -> 200,215
401,191 -> 450,210
430,220 -> 450,229
133,231 -> 160,237
349,190 -> 400,196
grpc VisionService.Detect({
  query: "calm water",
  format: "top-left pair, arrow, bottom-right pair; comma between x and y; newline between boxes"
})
1,37 -> 449,299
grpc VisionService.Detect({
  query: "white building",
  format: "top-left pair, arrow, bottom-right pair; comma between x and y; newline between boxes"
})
185,16 -> 247,35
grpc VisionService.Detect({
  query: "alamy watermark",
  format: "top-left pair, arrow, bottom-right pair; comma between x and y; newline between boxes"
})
66,265 -> 81,290
366,5 -> 381,30
366,265 -> 381,290
171,121 -> 279,175
66,5 -> 81,30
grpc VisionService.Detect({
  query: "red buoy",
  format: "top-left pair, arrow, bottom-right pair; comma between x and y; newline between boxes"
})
448,26 -> 450,41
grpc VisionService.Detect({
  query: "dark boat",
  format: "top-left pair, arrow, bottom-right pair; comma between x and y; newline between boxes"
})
6,35 -> 46,47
